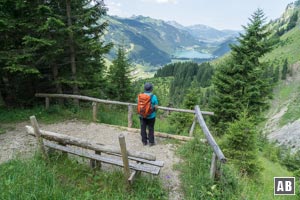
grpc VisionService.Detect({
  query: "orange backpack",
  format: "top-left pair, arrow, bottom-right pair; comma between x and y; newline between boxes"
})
137,93 -> 153,118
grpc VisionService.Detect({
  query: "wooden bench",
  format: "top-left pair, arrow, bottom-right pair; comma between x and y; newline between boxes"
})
26,116 -> 164,185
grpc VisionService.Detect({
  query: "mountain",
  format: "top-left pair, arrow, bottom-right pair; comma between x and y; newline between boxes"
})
105,15 -> 239,66
212,37 -> 238,57
186,24 -> 239,43
264,1 -> 300,152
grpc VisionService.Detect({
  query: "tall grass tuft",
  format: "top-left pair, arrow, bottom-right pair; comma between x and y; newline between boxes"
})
176,137 -> 239,200
0,153 -> 167,200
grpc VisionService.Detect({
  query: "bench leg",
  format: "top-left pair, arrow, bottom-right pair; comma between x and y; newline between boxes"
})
90,151 -> 102,169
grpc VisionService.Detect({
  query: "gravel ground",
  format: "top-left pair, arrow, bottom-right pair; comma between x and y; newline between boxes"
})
267,119 -> 300,153
0,120 -> 184,200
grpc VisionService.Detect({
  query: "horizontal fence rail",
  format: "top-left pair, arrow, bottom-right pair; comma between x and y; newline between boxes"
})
35,93 -> 214,115
35,93 -> 226,179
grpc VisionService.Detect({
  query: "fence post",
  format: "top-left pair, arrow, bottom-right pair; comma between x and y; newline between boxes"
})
128,105 -> 133,128
119,134 -> 130,186
30,116 -> 48,160
45,97 -> 50,110
92,102 -> 98,122
194,105 -> 226,163
210,153 -> 217,180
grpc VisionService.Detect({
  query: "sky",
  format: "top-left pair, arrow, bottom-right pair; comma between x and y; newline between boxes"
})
105,0 -> 294,30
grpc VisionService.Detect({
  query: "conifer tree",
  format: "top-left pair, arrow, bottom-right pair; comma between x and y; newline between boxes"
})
61,0 -> 112,99
211,9 -> 274,131
0,0 -> 42,105
287,11 -> 298,31
106,46 -> 133,101
0,0 -> 112,106
169,81 -> 201,134
223,112 -> 261,177
273,66 -> 280,83
281,59 -> 288,80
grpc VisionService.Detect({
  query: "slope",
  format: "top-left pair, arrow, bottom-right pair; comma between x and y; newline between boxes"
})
262,2 -> 300,151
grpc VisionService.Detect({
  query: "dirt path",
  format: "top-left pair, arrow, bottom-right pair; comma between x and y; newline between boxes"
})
0,120 -> 184,200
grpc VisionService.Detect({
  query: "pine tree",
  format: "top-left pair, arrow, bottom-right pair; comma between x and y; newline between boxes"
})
211,9 -> 274,131
0,0 -> 41,106
0,0 -> 112,106
223,112 -> 261,177
60,0 -> 112,100
169,81 -> 201,134
273,66 -> 280,83
22,2 -> 66,98
106,46 -> 133,101
281,59 -> 288,80
287,11 -> 298,31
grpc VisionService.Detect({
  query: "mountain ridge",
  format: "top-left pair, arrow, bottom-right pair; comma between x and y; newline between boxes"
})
105,15 -> 239,66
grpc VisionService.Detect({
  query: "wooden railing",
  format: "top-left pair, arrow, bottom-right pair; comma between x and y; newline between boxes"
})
35,93 -> 226,179
27,116 -> 163,186
35,93 -> 213,120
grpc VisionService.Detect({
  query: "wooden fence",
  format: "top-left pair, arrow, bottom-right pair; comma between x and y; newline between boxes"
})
27,116 -> 164,186
35,93 -> 226,179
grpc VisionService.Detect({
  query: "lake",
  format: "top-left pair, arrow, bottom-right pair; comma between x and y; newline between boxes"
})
173,50 -> 213,59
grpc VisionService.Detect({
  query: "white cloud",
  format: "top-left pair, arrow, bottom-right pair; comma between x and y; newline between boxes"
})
106,1 -> 122,8
156,0 -> 178,3
106,1 -> 129,17
141,0 -> 178,4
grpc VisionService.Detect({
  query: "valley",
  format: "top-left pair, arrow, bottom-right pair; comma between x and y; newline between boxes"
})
105,15 -> 239,66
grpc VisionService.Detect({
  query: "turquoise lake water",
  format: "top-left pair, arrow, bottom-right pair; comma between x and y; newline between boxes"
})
174,50 -> 213,59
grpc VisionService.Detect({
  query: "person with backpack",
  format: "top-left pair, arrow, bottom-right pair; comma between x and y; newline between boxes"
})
137,82 -> 158,146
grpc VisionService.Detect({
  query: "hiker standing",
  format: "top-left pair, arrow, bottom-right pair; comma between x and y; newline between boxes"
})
137,83 -> 158,146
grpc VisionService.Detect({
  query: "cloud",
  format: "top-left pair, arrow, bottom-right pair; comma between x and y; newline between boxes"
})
106,1 -> 122,8
156,0 -> 178,3
106,1 -> 127,16
141,0 -> 178,4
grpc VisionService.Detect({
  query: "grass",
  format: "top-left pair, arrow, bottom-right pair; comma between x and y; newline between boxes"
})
0,153 -> 167,200
0,103 -> 173,199
0,126 -> 5,134
264,28 -> 300,66
0,99 -> 191,137
176,137 -> 238,200
0,103 -> 93,124
279,86 -> 300,126
177,136 -> 300,200
236,155 -> 299,200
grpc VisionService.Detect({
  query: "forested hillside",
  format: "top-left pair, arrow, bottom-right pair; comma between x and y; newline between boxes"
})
155,62 -> 214,106
105,15 -> 238,66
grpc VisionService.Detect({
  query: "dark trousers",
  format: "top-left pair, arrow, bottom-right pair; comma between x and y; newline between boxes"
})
140,117 -> 156,144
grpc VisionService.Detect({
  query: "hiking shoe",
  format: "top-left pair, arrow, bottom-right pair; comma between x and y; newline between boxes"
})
149,143 -> 155,147
143,142 -> 148,146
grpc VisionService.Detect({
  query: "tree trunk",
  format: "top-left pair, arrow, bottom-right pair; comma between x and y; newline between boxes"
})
66,0 -> 79,106
1,76 -> 14,106
51,63 -> 63,105
0,90 -> 5,107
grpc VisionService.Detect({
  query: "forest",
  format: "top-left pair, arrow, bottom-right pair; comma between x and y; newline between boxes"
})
0,0 -> 133,107
1,0 -> 300,199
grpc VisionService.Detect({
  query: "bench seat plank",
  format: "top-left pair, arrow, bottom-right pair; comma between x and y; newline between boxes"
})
44,141 -> 161,175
